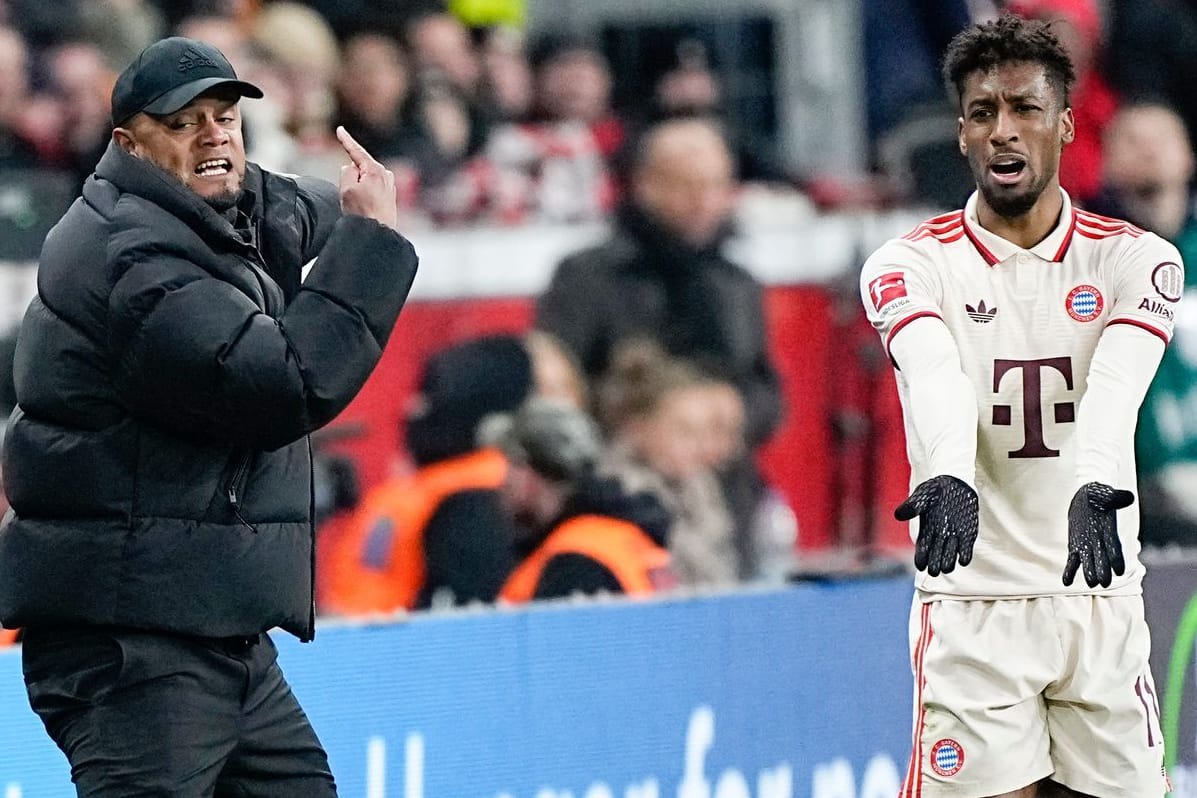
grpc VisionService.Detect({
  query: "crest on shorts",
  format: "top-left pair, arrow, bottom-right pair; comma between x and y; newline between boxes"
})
1065,284 -> 1104,322
930,738 -> 964,777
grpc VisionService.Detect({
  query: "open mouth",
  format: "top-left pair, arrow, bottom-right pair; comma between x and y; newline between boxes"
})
195,158 -> 232,177
988,155 -> 1026,184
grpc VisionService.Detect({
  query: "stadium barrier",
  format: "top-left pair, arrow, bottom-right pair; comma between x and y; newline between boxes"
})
5,555 -> 1197,796
1,577 -> 915,797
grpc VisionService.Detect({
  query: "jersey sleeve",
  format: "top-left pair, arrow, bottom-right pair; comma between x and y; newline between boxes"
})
859,239 -> 944,357
1106,232 -> 1184,345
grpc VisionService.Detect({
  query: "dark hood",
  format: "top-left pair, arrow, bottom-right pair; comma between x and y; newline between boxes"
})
92,141 -> 264,252
406,335 -> 534,466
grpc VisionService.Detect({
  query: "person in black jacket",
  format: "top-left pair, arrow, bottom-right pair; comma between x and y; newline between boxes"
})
0,37 -> 417,796
536,116 -> 783,575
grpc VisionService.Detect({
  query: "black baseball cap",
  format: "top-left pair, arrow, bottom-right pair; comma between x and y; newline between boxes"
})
111,37 -> 263,127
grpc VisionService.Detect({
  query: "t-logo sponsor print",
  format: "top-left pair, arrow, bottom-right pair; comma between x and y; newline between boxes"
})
992,357 -> 1074,458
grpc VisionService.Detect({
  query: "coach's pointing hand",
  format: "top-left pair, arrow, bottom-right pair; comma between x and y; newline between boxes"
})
896,474 -> 979,577
337,125 -> 399,231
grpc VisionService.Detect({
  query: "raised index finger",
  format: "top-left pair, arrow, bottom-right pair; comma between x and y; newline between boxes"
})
336,125 -> 376,169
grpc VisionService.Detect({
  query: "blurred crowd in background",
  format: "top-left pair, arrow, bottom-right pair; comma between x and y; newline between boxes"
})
0,0 -> 1193,617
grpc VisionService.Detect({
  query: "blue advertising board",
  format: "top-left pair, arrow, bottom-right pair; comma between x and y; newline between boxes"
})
0,578 -> 914,797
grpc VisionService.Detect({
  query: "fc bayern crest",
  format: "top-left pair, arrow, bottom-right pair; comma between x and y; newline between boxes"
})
930,738 -> 965,777
1065,284 -> 1104,322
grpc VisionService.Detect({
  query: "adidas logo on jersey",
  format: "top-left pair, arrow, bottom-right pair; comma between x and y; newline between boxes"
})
966,300 -> 998,323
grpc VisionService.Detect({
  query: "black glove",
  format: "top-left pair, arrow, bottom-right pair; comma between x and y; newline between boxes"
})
1063,482 -> 1133,588
895,475 -> 979,577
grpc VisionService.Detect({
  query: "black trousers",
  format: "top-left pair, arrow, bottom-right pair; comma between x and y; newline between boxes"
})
21,626 -> 338,797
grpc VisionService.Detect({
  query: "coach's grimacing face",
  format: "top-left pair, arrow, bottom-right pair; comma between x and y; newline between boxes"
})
958,61 -> 1075,219
114,88 -> 247,212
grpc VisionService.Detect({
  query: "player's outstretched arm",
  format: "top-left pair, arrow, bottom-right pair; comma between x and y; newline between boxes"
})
896,474 -> 979,576
1063,482 -> 1133,588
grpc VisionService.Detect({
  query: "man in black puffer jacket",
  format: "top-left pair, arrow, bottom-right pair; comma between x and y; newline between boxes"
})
0,37 -> 417,796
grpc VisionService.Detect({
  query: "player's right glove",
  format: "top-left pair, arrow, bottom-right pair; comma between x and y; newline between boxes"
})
1062,482 -> 1133,589
895,475 -> 979,577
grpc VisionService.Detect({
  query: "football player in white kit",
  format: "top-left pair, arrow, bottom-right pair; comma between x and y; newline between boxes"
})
861,14 -> 1184,798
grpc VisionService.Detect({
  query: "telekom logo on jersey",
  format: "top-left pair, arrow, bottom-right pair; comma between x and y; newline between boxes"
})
992,357 -> 1075,458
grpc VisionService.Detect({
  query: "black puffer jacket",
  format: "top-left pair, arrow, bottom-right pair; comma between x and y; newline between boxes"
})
0,142 -> 418,641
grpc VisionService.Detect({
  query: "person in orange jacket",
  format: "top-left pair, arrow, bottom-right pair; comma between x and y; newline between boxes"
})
321,332 -> 587,614
492,397 -> 675,603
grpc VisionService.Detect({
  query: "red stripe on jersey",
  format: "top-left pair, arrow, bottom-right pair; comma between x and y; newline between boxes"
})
1077,210 -> 1145,233
1076,225 -> 1143,240
902,603 -> 933,797
933,228 -> 965,243
886,311 -> 943,362
1076,212 -> 1144,238
1108,317 -> 1170,345
1051,209 -> 1078,262
961,220 -> 1001,266
906,226 -> 965,245
902,211 -> 964,241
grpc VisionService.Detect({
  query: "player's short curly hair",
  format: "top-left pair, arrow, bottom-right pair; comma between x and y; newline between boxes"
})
941,14 -> 1076,110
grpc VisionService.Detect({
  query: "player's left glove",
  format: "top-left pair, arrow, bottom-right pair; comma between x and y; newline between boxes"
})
1062,482 -> 1134,589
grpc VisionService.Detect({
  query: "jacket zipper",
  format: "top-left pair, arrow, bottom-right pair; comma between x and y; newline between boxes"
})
227,452 -> 257,533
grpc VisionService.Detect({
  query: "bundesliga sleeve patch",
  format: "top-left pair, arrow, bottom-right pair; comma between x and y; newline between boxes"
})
868,271 -> 908,312
1066,284 -> 1104,322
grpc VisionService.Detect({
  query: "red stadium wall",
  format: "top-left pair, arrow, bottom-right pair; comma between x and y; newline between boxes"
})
322,287 -> 912,555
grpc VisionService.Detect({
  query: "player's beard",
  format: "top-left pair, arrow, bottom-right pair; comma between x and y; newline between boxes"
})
974,155 -> 1058,220
979,182 -> 1040,218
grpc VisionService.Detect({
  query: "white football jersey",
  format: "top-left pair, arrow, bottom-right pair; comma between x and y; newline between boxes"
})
862,190 -> 1184,598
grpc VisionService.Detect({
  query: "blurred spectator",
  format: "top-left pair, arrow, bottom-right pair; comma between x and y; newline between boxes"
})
0,25 -> 41,169
42,41 -> 116,187
1105,0 -> 1197,158
1007,0 -> 1118,206
536,117 -> 783,566
1093,102 -> 1197,545
407,10 -> 484,101
324,16 -> 490,225
646,38 -> 787,185
480,25 -> 533,122
75,0 -> 165,69
321,332 -> 586,615
492,397 -> 674,603
1095,103 -> 1194,238
528,33 -> 623,161
482,32 -> 621,224
249,1 -> 342,178
334,33 -> 413,161
596,341 -> 740,588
